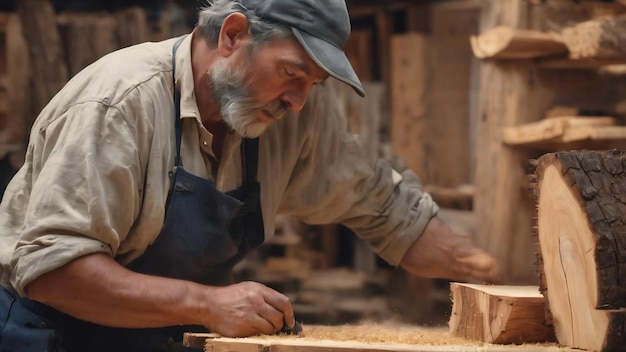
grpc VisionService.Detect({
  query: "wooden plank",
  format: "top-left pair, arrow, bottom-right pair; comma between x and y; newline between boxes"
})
17,0 -> 68,122
114,7 -> 149,49
390,33 -> 426,180
449,283 -> 556,344
56,13 -> 117,76
470,26 -> 568,59
345,29 -> 373,81
501,116 -> 618,145
533,150 -> 626,351
424,4 -> 480,187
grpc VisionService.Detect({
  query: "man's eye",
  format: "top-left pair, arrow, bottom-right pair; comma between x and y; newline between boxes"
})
284,68 -> 296,77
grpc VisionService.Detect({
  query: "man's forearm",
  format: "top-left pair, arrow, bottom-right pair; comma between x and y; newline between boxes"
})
26,253 -> 208,328
400,216 -> 500,283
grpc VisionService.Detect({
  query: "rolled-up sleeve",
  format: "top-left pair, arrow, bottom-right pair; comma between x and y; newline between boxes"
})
8,101 -> 143,295
278,85 -> 439,266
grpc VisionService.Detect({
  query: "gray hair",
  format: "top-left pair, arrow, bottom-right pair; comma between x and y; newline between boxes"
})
197,0 -> 293,51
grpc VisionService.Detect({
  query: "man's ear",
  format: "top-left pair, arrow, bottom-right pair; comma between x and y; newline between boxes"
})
217,12 -> 250,57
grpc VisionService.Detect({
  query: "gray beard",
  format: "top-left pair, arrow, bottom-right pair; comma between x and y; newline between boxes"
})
208,60 -> 286,138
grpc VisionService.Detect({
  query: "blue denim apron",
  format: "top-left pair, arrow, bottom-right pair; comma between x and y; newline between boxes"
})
0,36 -> 265,352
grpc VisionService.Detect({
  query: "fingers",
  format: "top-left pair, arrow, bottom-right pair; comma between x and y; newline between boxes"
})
262,289 -> 295,329
456,250 -> 502,284
250,307 -> 281,335
203,282 -> 295,337
258,299 -> 286,332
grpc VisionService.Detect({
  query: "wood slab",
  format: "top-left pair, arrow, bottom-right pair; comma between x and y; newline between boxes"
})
201,337 -> 570,352
470,26 -> 567,59
532,150 -> 626,351
184,325 -> 575,352
501,116 -> 626,148
449,283 -> 555,344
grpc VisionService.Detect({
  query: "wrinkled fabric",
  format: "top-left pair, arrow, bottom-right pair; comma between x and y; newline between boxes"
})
0,33 -> 438,297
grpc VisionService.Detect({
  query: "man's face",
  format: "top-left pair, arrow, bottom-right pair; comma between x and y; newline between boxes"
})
209,37 -> 328,138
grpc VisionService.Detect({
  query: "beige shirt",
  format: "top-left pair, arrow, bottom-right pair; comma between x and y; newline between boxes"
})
0,34 -> 438,296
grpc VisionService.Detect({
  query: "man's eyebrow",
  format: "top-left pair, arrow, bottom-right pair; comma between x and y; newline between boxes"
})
283,58 -> 329,80
283,58 -> 310,75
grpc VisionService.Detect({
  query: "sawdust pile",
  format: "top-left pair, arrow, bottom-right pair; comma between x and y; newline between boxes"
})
267,322 -> 481,346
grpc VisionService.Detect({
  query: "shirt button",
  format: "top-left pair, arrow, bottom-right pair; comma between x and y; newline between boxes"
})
203,141 -> 208,146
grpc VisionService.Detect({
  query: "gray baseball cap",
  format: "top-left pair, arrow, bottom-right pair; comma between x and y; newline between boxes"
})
237,0 -> 365,97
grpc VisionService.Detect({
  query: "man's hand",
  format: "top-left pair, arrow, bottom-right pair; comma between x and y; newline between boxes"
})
202,281 -> 295,337
400,216 -> 500,283
27,254 -> 294,337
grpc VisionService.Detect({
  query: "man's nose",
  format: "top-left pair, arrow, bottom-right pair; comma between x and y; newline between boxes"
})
281,82 -> 312,112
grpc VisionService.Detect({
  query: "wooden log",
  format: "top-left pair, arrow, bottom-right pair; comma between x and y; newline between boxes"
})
449,283 -> 556,344
532,150 -> 626,351
561,16 -> 626,60
470,26 -> 568,59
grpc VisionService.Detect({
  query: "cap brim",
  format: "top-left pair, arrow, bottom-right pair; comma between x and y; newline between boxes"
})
292,28 -> 365,97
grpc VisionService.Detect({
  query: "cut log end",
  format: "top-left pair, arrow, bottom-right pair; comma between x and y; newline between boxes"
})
534,150 -> 626,351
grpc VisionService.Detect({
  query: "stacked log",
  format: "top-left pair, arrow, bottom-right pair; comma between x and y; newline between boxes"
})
562,16 -> 626,59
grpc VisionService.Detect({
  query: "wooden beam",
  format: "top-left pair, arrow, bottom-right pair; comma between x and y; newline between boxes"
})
533,150 -> 626,351
474,0 -> 550,285
449,283 -> 556,344
390,33 -> 426,180
470,26 -> 568,59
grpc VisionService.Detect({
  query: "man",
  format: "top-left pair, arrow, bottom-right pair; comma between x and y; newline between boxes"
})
0,0 -> 499,351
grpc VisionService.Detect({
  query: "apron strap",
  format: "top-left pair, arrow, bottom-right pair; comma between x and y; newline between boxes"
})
172,36 -> 186,167
242,137 -> 259,183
